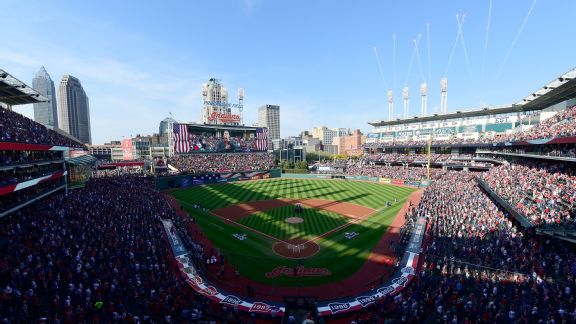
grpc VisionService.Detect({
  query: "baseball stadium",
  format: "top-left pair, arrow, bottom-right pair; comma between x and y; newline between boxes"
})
2,1 -> 576,323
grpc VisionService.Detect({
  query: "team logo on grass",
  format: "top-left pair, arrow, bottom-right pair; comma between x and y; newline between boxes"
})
265,266 -> 331,278
355,295 -> 376,307
250,302 -> 274,313
392,276 -> 408,287
328,302 -> 351,314
220,295 -> 241,305
344,232 -> 359,239
401,266 -> 415,275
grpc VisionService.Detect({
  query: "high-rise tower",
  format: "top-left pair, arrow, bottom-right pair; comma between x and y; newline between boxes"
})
58,75 -> 91,144
258,105 -> 280,150
32,66 -> 58,128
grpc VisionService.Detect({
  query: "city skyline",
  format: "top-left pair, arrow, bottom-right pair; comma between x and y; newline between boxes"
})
1,1 -> 575,144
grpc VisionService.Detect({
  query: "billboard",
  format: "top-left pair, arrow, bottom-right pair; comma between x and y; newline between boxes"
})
121,138 -> 133,160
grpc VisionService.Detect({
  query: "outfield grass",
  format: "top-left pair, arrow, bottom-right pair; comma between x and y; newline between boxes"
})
170,178 -> 415,286
239,205 -> 349,240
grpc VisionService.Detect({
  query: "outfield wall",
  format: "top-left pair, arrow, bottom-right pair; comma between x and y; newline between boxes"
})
281,173 -> 430,188
156,169 -> 282,190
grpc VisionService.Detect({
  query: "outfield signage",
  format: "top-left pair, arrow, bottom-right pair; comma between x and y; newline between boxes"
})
203,100 -> 244,109
162,220 -> 286,316
207,111 -> 241,124
315,217 -> 427,316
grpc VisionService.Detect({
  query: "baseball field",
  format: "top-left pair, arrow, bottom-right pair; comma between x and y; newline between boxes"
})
170,178 -> 415,287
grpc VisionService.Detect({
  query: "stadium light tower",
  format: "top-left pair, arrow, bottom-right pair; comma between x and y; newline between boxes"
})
421,82 -> 427,117
440,78 -> 448,114
238,87 -> 244,125
402,86 -> 409,119
387,90 -> 394,121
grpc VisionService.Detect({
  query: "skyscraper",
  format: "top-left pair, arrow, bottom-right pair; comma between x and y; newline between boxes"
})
32,66 -> 58,128
58,75 -> 92,144
258,104 -> 280,150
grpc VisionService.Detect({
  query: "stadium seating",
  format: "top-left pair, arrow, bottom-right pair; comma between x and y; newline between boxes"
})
354,172 -> 576,322
0,177 -> 231,323
364,105 -> 576,149
0,107 -> 83,147
169,152 -> 276,174
481,161 -> 575,226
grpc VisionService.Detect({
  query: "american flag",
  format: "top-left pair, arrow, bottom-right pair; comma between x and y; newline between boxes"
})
255,127 -> 268,151
173,123 -> 191,153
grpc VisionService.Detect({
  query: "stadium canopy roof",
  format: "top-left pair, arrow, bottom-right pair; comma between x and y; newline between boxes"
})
66,154 -> 97,166
369,66 -> 576,127
0,69 -> 49,106
515,66 -> 576,109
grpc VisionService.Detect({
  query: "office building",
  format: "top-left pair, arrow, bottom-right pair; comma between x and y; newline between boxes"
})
58,75 -> 92,144
258,104 -> 280,150
32,66 -> 58,128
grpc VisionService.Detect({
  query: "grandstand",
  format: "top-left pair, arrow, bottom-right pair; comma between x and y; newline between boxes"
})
1,62 -> 576,322
0,70 -> 77,217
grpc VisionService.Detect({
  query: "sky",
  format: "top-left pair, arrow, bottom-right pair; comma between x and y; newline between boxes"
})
1,0 -> 575,144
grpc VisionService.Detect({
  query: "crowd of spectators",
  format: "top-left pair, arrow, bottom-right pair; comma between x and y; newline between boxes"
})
186,134 -> 264,153
483,144 -> 576,159
481,161 -> 576,226
0,163 -> 63,188
0,176 -> 226,323
0,178 -> 65,213
361,153 -> 476,164
493,105 -> 576,142
363,105 -> 576,150
169,153 -> 276,174
351,172 -> 576,323
345,164 -> 444,181
0,108 -> 83,148
0,150 -> 62,166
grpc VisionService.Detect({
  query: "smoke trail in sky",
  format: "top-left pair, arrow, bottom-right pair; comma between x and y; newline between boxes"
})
498,0 -> 538,77
482,0 -> 493,75
373,46 -> 389,90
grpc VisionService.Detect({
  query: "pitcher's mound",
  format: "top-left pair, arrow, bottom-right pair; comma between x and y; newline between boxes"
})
285,217 -> 304,224
273,239 -> 319,259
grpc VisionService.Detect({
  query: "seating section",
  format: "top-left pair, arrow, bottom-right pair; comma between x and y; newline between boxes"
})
169,152 -> 276,174
481,161 -> 576,226
0,177 -> 227,322
362,173 -> 576,323
0,107 -> 83,147
364,105 -> 576,148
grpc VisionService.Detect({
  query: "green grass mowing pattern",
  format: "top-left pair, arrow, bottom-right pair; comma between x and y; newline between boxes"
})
170,179 -> 415,286
171,178 -> 414,210
238,205 -> 349,240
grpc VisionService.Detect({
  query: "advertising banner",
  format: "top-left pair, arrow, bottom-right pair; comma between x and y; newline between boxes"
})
405,181 -> 422,187
121,138 -> 133,160
379,178 -> 391,184
434,127 -> 456,137
396,130 -> 413,138
391,179 -> 405,185
162,220 -> 286,316
315,217 -> 427,316
366,133 -> 380,143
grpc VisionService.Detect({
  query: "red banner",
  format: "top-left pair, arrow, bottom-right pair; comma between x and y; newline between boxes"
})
392,179 -> 405,185
121,139 -> 133,160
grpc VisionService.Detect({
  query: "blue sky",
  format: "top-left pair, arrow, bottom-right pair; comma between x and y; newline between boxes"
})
1,0 -> 575,144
